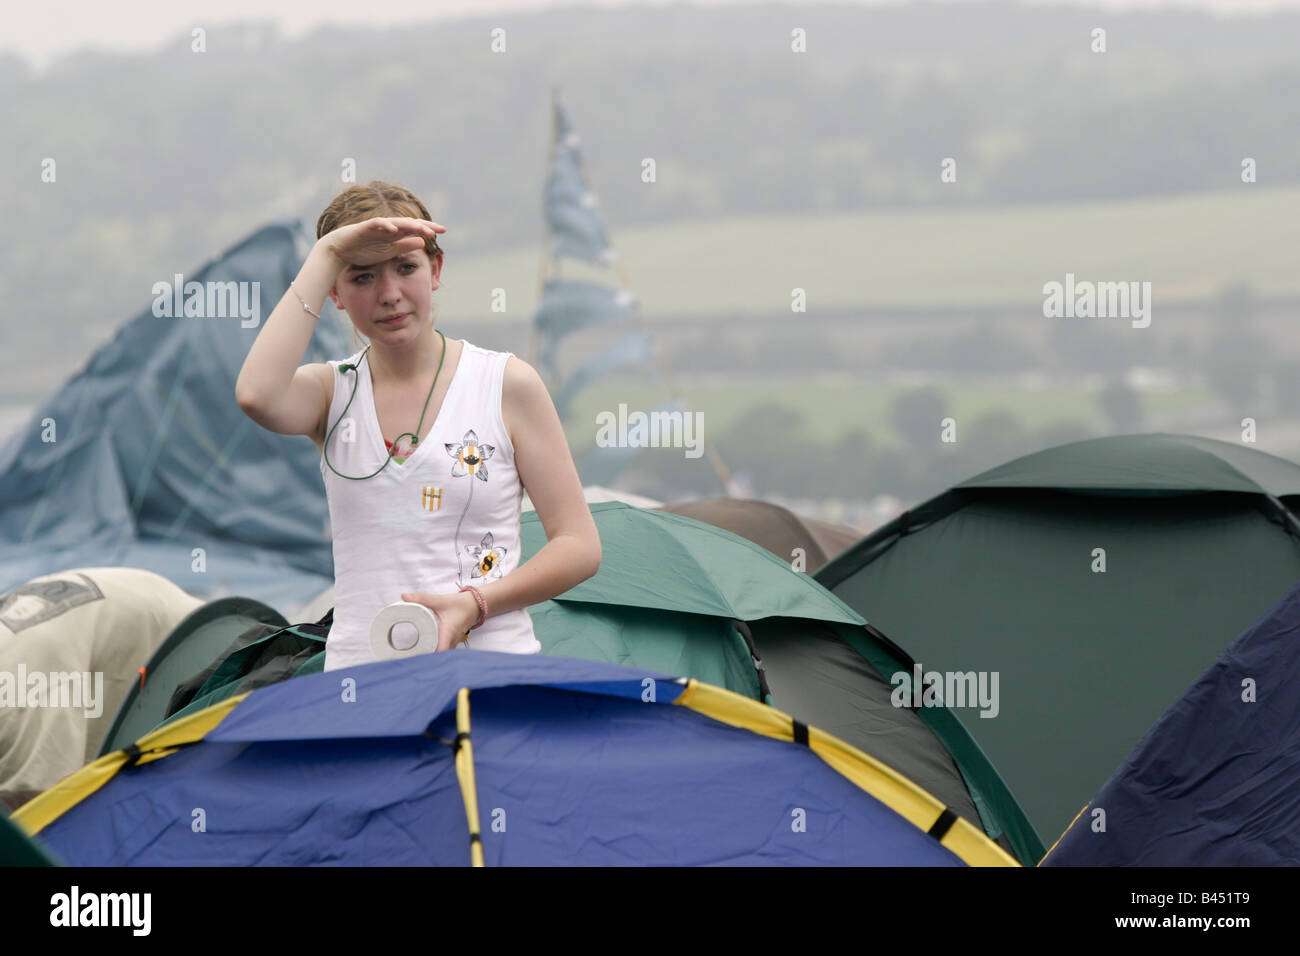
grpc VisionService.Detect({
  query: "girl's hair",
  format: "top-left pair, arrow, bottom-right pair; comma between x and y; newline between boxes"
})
316,180 -> 444,350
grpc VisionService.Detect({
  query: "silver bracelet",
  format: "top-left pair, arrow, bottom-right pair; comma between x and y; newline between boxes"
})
289,282 -> 321,319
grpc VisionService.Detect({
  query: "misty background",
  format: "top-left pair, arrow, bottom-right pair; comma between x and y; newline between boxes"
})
2,0 -> 1298,527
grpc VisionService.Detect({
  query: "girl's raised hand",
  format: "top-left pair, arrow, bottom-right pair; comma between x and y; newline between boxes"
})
323,216 -> 446,270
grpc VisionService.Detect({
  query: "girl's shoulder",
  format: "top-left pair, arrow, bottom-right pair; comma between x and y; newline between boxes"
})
459,340 -> 524,367
457,338 -> 496,357
458,340 -> 525,378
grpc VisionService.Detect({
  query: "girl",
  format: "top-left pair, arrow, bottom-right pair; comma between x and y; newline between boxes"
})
236,181 -> 601,670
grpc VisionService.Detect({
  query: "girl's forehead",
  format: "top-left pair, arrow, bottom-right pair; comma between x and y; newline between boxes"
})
345,251 -> 426,274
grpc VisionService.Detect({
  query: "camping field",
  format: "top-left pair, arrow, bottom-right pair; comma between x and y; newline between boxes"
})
442,185 -> 1300,320
560,377 -> 1221,450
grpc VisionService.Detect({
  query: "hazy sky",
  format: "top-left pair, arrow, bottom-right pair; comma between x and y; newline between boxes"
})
5,0 -> 1296,72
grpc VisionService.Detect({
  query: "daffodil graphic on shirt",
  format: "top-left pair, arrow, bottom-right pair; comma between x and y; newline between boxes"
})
445,428 -> 496,585
467,532 -> 507,582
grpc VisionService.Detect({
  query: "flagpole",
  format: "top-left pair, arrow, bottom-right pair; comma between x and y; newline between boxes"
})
554,100 -> 735,493
529,88 -> 560,387
535,92 -> 737,495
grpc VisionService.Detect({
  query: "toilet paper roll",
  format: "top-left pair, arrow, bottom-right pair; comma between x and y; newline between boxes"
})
369,601 -> 441,660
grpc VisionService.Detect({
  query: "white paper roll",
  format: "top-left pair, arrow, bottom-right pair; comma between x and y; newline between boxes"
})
369,601 -> 440,660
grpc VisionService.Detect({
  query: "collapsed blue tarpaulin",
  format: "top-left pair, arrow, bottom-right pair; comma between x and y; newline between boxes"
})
28,652 -> 979,866
0,221 -> 344,612
1041,578 -> 1300,866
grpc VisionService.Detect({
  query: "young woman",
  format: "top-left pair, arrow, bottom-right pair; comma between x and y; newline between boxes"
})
236,181 -> 601,670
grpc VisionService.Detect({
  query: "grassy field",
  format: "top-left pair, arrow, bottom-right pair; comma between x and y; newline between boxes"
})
440,185 -> 1300,322
560,378 -> 1220,449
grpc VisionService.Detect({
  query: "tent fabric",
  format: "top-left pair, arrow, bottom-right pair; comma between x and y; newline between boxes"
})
101,497 -> 1037,862
747,616 -> 985,821
531,600 -> 762,699
238,499 -> 1036,861
0,220 -> 345,613
126,594 -> 1041,862
655,496 -> 862,573
0,810 -> 58,866
0,567 -> 202,798
744,615 -> 1039,864
524,501 -> 1039,863
97,596 -> 286,757
523,501 -> 864,624
14,652 -> 1017,867
162,619 -> 330,727
956,432 -> 1300,497
816,434 -> 1300,855
162,618 -> 299,720
1041,578 -> 1300,866
150,601 -> 757,735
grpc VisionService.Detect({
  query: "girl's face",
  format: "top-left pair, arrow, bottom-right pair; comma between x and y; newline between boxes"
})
329,248 -> 443,340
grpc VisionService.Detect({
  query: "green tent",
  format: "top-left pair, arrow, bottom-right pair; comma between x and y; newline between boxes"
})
816,433 -> 1300,854
1,809 -> 58,866
156,619 -> 329,727
98,597 -> 286,756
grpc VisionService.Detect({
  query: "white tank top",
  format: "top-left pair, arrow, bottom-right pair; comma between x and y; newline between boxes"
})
318,338 -> 540,670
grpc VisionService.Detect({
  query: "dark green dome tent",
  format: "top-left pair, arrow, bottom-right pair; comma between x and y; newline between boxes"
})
815,433 -> 1300,855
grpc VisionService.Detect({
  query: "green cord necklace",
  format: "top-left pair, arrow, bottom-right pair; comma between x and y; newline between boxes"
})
323,328 -> 448,481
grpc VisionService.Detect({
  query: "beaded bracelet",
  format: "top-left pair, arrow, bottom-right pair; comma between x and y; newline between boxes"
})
458,584 -> 487,630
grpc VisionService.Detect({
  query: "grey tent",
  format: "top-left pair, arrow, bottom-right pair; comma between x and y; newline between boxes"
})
655,496 -> 862,573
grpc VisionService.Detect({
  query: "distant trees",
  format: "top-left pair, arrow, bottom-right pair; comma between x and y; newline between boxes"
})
618,387 -> 1102,505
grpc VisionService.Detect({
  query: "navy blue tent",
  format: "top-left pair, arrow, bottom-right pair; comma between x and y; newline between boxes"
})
0,221 -> 344,612
1041,578 -> 1300,866
14,653 -> 1016,866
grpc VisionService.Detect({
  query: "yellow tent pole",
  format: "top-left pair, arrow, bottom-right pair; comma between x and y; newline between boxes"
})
453,686 -> 485,867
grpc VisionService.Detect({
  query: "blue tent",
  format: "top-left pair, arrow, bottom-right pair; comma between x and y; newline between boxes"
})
13,653 -> 1016,866
0,221 -> 343,612
1041,578 -> 1300,866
